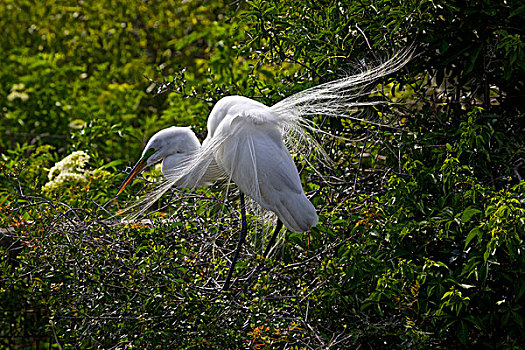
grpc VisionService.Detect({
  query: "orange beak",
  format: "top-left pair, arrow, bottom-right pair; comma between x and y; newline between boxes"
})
116,158 -> 147,196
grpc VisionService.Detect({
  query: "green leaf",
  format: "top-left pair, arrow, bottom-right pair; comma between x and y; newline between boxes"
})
465,227 -> 481,248
98,160 -> 124,171
512,311 -> 524,328
461,207 -> 481,223
457,320 -> 468,345
510,5 -> 525,17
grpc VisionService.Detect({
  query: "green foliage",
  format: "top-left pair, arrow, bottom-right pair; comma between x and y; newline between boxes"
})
1,0 -> 524,349
0,0 -> 242,160
355,131 -> 525,347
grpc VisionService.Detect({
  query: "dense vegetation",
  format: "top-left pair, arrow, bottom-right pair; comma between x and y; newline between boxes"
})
1,0 -> 524,348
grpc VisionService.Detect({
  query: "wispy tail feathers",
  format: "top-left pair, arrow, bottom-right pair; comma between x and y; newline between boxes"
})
124,49 -> 412,220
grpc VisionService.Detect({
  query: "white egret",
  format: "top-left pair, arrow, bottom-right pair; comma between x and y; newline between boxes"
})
116,51 -> 412,289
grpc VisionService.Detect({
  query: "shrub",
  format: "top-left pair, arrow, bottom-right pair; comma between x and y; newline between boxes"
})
1,0 -> 524,348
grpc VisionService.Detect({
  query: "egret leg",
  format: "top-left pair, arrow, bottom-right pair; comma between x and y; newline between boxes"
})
263,219 -> 283,258
223,192 -> 247,291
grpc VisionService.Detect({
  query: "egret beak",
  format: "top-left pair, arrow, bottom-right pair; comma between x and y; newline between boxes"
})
116,158 -> 147,196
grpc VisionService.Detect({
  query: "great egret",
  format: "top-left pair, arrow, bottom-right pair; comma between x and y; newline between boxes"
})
116,51 -> 411,289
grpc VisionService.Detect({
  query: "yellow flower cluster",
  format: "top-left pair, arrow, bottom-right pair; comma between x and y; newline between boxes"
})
42,151 -> 91,193
7,83 -> 29,102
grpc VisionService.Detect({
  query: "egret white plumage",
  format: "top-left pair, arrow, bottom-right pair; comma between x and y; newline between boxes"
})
116,51 -> 412,289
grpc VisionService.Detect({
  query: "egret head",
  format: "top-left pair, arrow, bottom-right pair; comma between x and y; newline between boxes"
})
116,126 -> 200,196
116,146 -> 157,196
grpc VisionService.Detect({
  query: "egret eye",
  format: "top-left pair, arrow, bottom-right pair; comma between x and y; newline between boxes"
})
143,148 -> 157,159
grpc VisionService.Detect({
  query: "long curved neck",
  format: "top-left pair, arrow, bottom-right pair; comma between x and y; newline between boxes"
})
161,140 -> 221,189
204,96 -> 267,142
205,97 -> 236,141
161,147 -> 201,177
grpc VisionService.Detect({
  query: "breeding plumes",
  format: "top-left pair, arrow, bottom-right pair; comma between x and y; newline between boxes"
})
117,50 -> 412,289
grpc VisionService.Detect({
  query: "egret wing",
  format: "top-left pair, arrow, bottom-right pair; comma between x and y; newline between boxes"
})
214,113 -> 318,233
